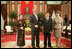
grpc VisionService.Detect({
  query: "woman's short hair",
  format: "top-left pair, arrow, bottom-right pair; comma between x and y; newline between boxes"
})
56,10 -> 61,16
56,10 -> 61,14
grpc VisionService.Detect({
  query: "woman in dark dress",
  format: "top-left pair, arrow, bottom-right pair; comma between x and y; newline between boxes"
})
16,15 -> 26,48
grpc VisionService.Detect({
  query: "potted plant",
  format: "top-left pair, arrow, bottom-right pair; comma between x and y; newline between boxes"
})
38,12 -> 45,21
9,22 -> 16,27
9,11 -> 17,32
38,12 -> 45,33
10,11 -> 17,22
9,22 -> 16,33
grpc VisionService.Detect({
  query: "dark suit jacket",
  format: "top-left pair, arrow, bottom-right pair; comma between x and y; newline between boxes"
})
41,17 -> 53,33
30,14 -> 40,31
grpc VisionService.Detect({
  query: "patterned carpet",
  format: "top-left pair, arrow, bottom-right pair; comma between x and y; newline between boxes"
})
1,34 -> 71,48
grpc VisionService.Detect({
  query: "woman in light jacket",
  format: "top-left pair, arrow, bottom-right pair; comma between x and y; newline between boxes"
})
54,11 -> 63,47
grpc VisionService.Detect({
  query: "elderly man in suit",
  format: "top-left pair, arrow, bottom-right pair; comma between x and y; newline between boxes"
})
30,9 -> 40,48
41,11 -> 53,48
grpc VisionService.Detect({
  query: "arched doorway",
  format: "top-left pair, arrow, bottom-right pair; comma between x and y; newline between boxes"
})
47,4 -> 61,17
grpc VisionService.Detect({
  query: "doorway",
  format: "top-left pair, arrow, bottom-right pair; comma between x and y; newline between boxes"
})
1,4 -> 7,29
47,4 -> 61,17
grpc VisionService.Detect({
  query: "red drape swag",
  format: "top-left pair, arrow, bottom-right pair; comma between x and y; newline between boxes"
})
21,1 -> 34,15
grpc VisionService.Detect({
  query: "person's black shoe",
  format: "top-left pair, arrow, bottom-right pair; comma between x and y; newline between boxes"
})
48,46 -> 53,48
36,46 -> 40,48
43,46 -> 46,48
32,46 -> 35,48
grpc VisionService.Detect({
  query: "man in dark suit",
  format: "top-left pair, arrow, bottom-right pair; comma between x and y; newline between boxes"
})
41,11 -> 53,48
30,9 -> 40,48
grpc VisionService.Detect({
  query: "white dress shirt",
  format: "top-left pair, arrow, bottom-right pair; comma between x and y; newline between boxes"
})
46,17 -> 49,21
34,14 -> 38,21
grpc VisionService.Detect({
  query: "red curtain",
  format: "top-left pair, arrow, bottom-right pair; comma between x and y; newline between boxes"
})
21,1 -> 34,15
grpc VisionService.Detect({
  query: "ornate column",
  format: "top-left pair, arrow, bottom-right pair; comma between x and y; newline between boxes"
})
12,1 -> 15,11
42,1 -> 45,14
61,3 -> 64,18
61,1 -> 65,20
14,1 -> 18,21
37,1 -> 40,13
18,1 -> 21,20
68,1 -> 71,21
45,1 -> 47,13
63,1 -> 65,19
7,1 -> 9,25
34,1 -> 37,10
14,1 -> 18,16
40,1 -> 42,12
9,1 -> 12,23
